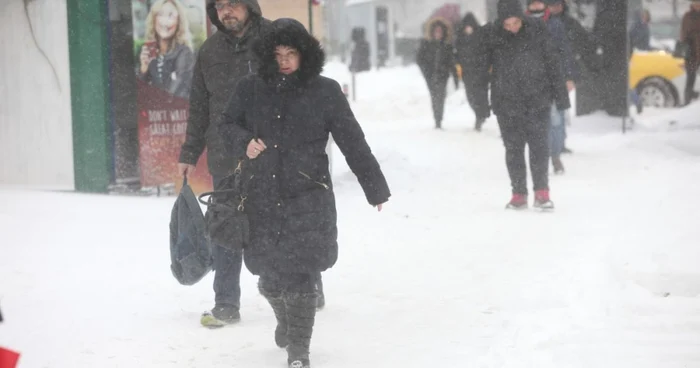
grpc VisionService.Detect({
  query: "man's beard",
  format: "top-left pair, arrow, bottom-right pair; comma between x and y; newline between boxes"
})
222,17 -> 245,33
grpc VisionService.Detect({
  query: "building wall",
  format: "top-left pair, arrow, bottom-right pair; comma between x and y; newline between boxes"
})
0,0 -> 74,190
258,0 -> 325,40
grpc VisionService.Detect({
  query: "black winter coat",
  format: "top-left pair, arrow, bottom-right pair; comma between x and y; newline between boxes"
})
455,13 -> 482,84
472,17 -> 570,118
179,0 -> 272,177
218,19 -> 390,275
417,39 -> 457,87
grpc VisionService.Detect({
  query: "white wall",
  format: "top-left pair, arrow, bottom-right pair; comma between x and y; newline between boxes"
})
0,0 -> 74,190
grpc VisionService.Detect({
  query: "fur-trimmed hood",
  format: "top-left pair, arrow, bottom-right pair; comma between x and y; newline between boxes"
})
253,18 -> 325,84
423,16 -> 454,42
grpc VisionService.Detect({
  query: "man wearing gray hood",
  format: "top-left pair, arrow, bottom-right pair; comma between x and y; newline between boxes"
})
177,0 -> 270,328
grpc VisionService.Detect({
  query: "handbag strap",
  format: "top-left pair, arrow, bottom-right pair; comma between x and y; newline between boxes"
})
198,77 -> 260,211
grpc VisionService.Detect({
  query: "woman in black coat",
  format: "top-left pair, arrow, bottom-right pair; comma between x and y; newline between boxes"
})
454,12 -> 487,130
416,18 -> 459,129
472,0 -> 569,210
218,18 -> 390,368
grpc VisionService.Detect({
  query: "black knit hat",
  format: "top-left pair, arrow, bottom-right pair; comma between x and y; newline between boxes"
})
498,0 -> 525,22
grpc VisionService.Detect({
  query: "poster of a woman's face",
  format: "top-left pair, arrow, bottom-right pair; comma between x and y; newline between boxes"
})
133,0 -> 205,99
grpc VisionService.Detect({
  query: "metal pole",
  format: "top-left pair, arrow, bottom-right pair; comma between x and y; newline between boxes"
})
351,72 -> 356,102
623,0 -> 630,134
308,0 -> 313,35
673,0 -> 678,19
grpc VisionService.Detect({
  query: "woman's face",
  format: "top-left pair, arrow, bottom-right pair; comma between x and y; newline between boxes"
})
155,2 -> 179,41
464,25 -> 474,35
276,46 -> 300,75
432,26 -> 444,40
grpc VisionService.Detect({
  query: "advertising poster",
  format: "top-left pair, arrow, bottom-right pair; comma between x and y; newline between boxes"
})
131,0 -> 213,194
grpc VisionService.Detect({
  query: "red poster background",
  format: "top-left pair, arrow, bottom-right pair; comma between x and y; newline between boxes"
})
136,80 -> 213,195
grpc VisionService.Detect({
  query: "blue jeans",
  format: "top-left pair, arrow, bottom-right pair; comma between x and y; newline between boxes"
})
212,175 -> 243,309
549,104 -> 566,158
630,89 -> 640,106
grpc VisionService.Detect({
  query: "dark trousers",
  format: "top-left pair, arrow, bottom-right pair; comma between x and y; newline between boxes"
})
462,77 -> 481,119
496,108 -> 551,195
427,78 -> 448,126
686,65 -> 698,105
212,175 -> 243,308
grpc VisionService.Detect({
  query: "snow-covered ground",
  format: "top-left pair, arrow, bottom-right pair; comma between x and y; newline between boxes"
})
2,62 -> 700,367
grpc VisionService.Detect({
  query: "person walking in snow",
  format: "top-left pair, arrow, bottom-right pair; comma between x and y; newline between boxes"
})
455,12 -> 489,131
548,0 -> 597,155
349,27 -> 371,73
681,0 -> 700,105
176,0 -> 279,328
416,17 -> 459,129
526,0 -> 575,175
472,0 -> 570,210
629,9 -> 652,52
218,18 -> 391,368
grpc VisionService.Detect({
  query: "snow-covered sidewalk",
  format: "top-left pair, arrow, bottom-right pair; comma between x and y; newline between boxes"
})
1,63 -> 699,367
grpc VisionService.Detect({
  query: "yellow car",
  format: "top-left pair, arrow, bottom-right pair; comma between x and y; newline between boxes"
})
630,50 -> 687,107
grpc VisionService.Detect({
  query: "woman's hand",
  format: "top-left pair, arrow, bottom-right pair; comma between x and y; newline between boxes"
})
140,45 -> 155,75
375,203 -> 385,212
247,138 -> 267,159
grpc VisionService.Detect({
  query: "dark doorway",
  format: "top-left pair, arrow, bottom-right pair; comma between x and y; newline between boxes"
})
108,0 -> 140,189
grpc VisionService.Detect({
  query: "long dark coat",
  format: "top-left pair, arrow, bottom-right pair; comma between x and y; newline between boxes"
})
416,18 -> 458,89
454,13 -> 482,85
218,19 -> 391,276
682,7 -> 700,70
472,16 -> 571,118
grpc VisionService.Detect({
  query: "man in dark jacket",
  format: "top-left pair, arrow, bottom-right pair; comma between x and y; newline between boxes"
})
629,9 -> 652,52
455,12 -> 488,131
177,0 -> 272,328
473,0 -> 570,210
550,0 -> 600,153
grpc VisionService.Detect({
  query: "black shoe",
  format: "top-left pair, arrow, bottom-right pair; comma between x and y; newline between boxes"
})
552,156 -> 565,175
200,304 -> 240,328
562,147 -> 573,154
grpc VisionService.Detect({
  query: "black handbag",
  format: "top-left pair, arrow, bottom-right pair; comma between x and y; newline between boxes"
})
198,160 -> 254,251
198,79 -> 260,251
